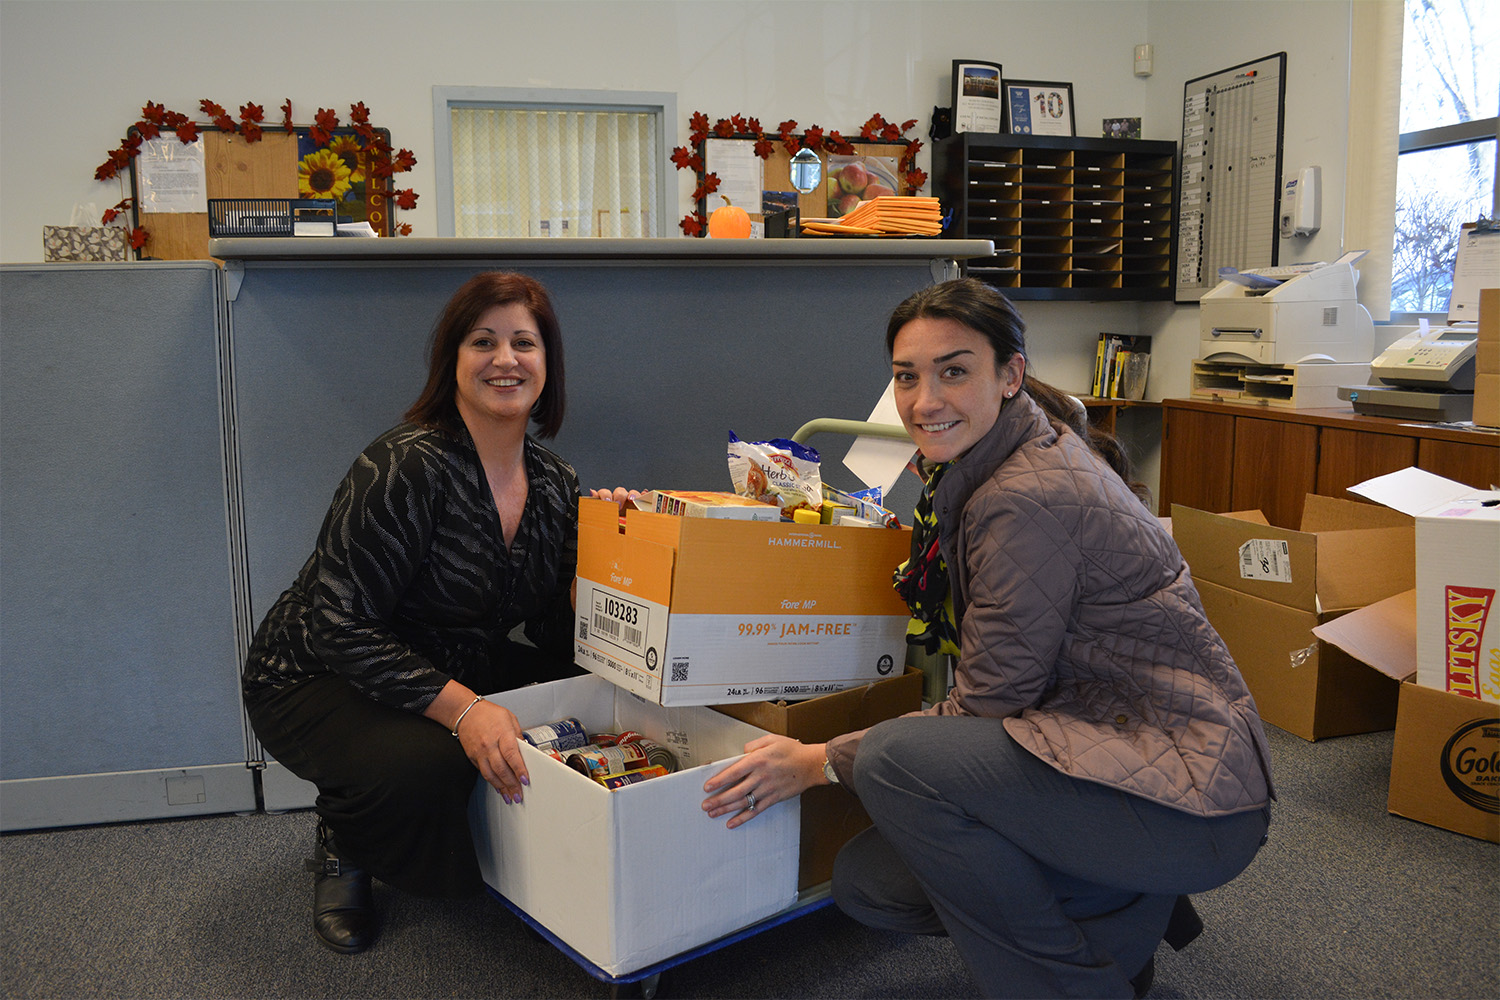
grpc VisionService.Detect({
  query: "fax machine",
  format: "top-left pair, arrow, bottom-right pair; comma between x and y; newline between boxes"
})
1199,252 -> 1374,365
1337,322 -> 1479,422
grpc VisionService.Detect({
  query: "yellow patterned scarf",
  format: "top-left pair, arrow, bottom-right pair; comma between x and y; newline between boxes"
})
892,462 -> 961,657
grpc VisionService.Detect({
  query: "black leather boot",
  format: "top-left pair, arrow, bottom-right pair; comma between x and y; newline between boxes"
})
304,820 -> 375,954
1163,894 -> 1203,951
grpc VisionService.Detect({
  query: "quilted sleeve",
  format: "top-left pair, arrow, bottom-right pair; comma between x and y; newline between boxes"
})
936,487 -> 1081,719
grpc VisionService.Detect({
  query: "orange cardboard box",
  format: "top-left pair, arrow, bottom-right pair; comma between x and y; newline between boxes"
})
574,497 -> 912,706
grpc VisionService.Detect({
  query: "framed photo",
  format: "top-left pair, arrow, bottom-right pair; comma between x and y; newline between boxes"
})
951,59 -> 1004,134
1004,81 -> 1076,137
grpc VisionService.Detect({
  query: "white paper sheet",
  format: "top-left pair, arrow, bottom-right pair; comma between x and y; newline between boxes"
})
136,137 -> 207,214
704,139 -> 762,214
841,379 -> 917,497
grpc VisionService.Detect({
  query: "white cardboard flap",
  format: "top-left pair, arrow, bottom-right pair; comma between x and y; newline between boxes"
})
1347,467 -> 1475,516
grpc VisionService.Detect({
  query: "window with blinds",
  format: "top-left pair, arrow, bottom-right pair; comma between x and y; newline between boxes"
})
446,103 -> 663,238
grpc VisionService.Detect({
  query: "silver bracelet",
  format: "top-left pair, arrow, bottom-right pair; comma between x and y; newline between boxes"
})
450,696 -> 483,738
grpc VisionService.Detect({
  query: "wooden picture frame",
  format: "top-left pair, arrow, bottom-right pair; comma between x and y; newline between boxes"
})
951,59 -> 1004,134
1004,80 -> 1076,137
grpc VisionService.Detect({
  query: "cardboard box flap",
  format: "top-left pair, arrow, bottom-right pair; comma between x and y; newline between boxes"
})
1313,526 -> 1416,611
1172,504 -> 1319,612
1347,467 -> 1482,516
579,495 -> 625,533
1312,589 -> 1418,682
1300,492 -> 1414,532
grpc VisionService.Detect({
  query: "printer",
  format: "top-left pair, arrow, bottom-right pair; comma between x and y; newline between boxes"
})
1199,253 -> 1374,364
1338,322 -> 1479,422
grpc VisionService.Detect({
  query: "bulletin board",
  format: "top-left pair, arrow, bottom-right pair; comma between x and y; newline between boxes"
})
1174,53 -> 1287,301
128,127 -> 392,260
699,138 -> 914,226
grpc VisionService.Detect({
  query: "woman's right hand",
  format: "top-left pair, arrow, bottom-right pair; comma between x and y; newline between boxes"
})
589,487 -> 642,512
454,699 -> 531,803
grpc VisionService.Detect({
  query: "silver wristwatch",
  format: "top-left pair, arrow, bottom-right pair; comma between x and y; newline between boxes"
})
823,756 -> 840,785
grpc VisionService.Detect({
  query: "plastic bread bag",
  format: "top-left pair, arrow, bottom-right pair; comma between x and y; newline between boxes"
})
727,432 -> 822,517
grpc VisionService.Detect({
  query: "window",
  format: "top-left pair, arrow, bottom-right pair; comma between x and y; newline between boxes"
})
432,88 -> 676,239
1390,0 -> 1498,315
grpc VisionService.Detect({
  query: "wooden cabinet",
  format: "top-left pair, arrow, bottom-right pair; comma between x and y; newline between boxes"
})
932,133 -> 1176,300
1161,398 -> 1500,527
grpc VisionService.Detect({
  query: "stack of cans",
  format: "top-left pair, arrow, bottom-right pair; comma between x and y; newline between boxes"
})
520,718 -> 679,789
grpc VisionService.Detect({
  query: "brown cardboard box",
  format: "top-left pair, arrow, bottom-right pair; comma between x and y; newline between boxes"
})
1173,496 -> 1414,740
1313,592 -> 1500,842
1477,288 -> 1498,429
713,666 -> 924,888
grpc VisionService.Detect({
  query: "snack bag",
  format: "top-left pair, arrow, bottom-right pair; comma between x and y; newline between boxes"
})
727,432 -> 822,516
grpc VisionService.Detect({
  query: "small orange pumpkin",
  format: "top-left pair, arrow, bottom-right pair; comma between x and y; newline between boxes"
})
707,197 -> 752,239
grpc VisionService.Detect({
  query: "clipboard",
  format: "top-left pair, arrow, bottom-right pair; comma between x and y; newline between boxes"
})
1449,220 -> 1500,322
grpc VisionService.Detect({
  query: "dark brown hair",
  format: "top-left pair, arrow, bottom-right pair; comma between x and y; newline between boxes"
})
405,271 -> 566,438
886,278 -> 1147,503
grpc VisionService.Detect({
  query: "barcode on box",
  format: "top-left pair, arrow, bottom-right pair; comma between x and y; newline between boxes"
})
590,590 -> 648,656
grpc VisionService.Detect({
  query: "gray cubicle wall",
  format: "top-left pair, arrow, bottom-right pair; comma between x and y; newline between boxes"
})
0,263 -> 255,830
225,254 -> 942,807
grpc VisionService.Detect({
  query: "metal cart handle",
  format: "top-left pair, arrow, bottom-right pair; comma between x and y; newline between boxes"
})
790,418 -> 912,446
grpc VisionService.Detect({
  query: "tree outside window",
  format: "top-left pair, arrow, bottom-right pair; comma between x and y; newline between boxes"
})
1391,0 -> 1498,315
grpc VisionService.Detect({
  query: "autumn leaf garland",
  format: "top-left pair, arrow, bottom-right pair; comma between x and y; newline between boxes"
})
94,99 -> 421,252
674,112 -> 926,236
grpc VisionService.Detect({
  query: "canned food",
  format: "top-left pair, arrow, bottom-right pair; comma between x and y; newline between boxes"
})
620,736 -> 679,773
520,717 -> 590,753
564,743 -> 653,779
598,765 -> 671,789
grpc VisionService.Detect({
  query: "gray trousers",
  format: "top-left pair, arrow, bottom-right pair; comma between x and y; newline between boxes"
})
832,716 -> 1269,999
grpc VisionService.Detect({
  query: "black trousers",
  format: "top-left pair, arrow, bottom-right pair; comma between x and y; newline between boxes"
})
246,675 -> 487,899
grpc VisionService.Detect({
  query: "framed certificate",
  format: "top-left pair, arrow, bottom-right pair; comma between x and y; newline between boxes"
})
1004,81 -> 1076,137
951,60 -> 1004,134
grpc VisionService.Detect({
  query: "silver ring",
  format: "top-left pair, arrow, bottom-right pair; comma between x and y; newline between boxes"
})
745,791 -> 757,811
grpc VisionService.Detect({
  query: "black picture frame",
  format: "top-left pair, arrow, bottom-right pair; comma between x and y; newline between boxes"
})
1003,80 -> 1076,137
950,59 -> 1004,134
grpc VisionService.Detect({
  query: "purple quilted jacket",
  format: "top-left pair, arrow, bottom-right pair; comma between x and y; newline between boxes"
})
828,392 -> 1274,817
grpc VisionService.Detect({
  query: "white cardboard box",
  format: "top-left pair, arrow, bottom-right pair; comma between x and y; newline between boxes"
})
467,674 -> 800,976
1348,468 -> 1500,703
573,497 -> 913,706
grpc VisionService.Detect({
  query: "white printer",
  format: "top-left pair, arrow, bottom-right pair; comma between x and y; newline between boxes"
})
1199,252 -> 1374,364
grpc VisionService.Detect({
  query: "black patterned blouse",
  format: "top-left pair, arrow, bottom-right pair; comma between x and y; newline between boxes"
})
242,422 -> 581,713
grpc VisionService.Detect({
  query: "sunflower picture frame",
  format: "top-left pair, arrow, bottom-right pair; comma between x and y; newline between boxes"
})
295,127 -> 394,236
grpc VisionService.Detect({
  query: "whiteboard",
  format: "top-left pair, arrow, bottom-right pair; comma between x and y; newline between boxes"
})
1175,53 -> 1287,302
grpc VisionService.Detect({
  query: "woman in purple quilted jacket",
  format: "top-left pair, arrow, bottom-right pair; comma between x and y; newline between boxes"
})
703,278 -> 1274,999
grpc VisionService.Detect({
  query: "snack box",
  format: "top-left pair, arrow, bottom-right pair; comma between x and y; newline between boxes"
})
574,497 -> 913,707
467,673 -> 799,975
1314,592 -> 1499,842
1172,495 -> 1415,740
637,489 -> 782,521
713,666 -> 925,888
1348,468 -> 1500,704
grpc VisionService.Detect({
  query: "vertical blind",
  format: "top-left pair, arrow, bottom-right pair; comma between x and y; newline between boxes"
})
450,107 -> 658,238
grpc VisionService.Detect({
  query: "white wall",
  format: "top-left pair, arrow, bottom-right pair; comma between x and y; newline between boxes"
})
0,0 -> 1362,506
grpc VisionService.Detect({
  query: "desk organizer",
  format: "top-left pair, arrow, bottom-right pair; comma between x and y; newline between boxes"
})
207,199 -> 338,238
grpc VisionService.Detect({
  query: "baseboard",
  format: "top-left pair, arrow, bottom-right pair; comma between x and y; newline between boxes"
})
0,763 -> 258,832
259,760 -> 318,812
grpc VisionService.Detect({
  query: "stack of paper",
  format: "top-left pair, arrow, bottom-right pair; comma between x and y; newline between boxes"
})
802,197 -> 943,237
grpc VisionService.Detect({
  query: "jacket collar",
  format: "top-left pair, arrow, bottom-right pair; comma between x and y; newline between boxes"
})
932,391 -> 1056,524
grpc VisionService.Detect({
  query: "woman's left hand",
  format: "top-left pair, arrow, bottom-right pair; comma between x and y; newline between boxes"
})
702,734 -> 826,829
588,487 -> 641,510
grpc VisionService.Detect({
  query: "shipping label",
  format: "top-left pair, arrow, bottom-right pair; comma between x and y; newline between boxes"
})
1238,538 -> 1292,583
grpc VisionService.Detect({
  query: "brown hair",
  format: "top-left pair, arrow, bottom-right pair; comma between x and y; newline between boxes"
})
405,271 -> 566,438
886,278 -> 1148,504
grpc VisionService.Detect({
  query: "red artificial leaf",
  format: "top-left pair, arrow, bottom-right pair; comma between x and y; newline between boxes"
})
394,188 -> 419,211
746,117 -> 763,136
135,120 -> 161,142
689,111 -> 710,134
95,159 -> 119,182
163,110 -> 190,130
827,131 -> 853,155
213,114 -> 235,132
239,121 -> 263,144
712,118 -> 736,138
729,114 -> 748,133
390,148 -> 417,173
900,118 -> 918,134
239,102 -> 265,123
782,135 -> 802,155
753,138 -> 775,159
701,173 -> 721,195
905,168 -> 928,191
777,120 -> 798,137
102,207 -> 121,224
141,102 -> 167,124
670,146 -> 696,170
122,133 -> 143,153
349,101 -> 371,125
680,213 -> 704,237
310,107 -> 340,146
353,122 -> 378,143
396,222 -> 413,236
199,100 -> 227,119
370,155 -> 395,179
803,125 -> 824,150
880,123 -> 902,141
281,99 -> 295,133
128,227 -> 148,251
176,121 -> 200,143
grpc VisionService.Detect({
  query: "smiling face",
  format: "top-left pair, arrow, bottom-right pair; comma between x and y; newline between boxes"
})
453,302 -> 547,432
891,316 -> 1024,464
